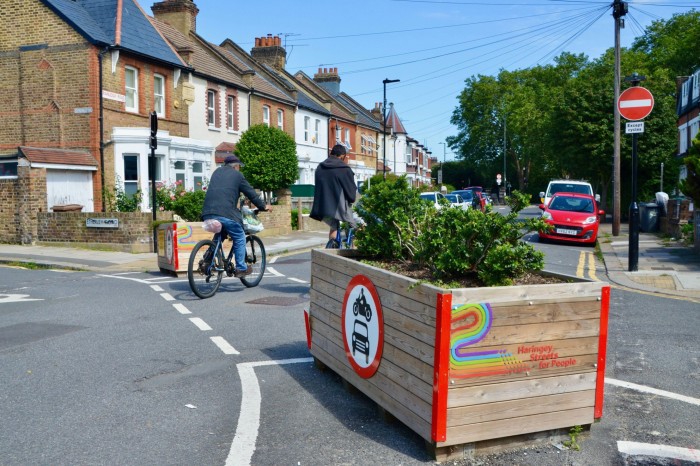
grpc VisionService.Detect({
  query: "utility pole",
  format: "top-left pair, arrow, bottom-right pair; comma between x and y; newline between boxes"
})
612,0 -> 628,236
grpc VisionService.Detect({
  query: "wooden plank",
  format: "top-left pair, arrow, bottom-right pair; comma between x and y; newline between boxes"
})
477,319 -> 600,346
449,301 -> 603,328
310,335 -> 433,440
448,372 -> 597,407
441,407 -> 594,446
447,390 -> 595,426
448,336 -> 599,387
451,281 -> 604,304
310,317 -> 434,405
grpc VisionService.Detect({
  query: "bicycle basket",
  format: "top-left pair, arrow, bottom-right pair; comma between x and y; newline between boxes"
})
202,219 -> 222,233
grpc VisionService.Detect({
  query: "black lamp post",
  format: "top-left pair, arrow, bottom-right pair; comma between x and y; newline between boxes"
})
625,72 -> 645,272
382,78 -> 400,179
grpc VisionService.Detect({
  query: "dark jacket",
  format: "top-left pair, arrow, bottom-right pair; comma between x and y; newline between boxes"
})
201,165 -> 266,223
310,156 -> 357,223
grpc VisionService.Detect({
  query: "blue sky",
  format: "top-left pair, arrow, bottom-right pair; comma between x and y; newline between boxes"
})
138,0 -> 698,161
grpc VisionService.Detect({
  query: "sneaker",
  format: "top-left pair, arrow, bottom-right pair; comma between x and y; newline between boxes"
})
234,267 -> 252,277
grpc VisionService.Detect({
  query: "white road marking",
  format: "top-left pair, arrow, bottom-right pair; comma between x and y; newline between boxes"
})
617,441 -> 700,462
0,293 -> 43,303
287,277 -> 308,284
189,317 -> 212,331
226,358 -> 314,466
269,256 -> 278,264
210,336 -> 239,355
98,274 -> 151,284
173,303 -> 191,315
150,285 -> 163,292
265,267 -> 284,277
606,378 -> 700,406
160,292 -> 175,301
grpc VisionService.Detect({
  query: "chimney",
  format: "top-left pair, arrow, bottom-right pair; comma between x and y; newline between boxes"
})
151,0 -> 199,36
369,102 -> 382,121
313,67 -> 341,95
250,34 -> 287,70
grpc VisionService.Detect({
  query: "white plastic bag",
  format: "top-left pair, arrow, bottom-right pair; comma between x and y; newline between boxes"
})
242,210 -> 264,233
202,219 -> 222,233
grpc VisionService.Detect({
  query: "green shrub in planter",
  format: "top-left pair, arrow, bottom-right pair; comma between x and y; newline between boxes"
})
354,176 -> 550,286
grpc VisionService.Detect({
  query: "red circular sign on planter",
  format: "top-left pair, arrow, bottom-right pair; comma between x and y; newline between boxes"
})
617,86 -> 654,121
341,275 -> 384,378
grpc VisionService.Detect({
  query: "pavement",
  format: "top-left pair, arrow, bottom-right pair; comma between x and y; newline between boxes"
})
0,224 -> 699,301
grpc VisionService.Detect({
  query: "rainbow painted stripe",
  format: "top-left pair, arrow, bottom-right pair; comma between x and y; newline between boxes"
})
450,303 -> 529,379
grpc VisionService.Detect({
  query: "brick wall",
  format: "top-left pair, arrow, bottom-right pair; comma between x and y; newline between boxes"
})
255,188 -> 292,237
0,178 -> 20,243
37,211 -> 173,253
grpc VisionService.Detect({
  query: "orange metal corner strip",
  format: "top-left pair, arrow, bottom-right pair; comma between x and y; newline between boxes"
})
172,224 -> 179,270
594,286 -> 611,419
432,292 -> 452,442
303,309 -> 312,350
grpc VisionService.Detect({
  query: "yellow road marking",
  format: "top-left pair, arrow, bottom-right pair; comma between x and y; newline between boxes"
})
576,251 -> 586,278
588,251 -> 598,281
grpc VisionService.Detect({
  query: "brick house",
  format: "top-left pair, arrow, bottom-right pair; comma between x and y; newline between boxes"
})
0,0 -> 205,216
677,70 -> 700,167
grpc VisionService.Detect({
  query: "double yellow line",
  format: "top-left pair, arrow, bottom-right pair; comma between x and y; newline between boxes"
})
576,251 -> 599,281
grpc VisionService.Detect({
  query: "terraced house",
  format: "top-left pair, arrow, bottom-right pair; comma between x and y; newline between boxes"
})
1,0 -> 433,246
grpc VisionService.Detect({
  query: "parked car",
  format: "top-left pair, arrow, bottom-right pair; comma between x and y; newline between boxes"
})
444,193 -> 470,210
538,192 -> 605,245
539,179 -> 599,207
452,188 -> 485,211
419,191 -> 448,210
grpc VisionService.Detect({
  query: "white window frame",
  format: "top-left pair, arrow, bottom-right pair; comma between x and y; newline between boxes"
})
304,116 -> 310,142
123,154 -> 139,195
277,109 -> 284,129
227,95 -> 235,130
344,129 -> 351,149
153,74 -> 165,117
314,119 -> 320,144
125,66 -> 138,113
682,80 -> 690,104
693,71 -> 700,100
207,90 -> 216,126
335,125 -> 341,142
262,106 -> 270,126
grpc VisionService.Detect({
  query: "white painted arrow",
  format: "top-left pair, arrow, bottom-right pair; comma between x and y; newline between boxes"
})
0,294 -> 43,304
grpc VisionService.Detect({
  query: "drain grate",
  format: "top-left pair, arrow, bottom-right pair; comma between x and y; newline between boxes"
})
246,296 -> 308,306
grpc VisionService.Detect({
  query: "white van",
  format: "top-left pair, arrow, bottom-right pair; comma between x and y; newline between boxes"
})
540,180 -> 599,207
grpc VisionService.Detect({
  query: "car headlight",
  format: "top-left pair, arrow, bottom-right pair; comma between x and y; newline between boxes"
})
542,212 -> 553,220
583,216 -> 598,225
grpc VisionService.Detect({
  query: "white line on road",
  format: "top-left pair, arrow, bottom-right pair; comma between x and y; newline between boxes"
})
210,336 -> 239,355
268,256 -> 278,264
264,266 -> 284,277
617,441 -> 700,462
226,358 -> 314,466
173,303 -> 191,315
287,277 -> 308,284
189,317 -> 212,331
150,285 -> 163,292
605,378 -> 700,406
160,292 -> 175,301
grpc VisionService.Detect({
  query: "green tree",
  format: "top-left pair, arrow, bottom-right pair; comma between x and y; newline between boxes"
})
235,124 -> 298,195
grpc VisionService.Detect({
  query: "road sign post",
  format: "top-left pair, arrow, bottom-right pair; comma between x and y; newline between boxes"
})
618,81 -> 653,272
149,111 -> 158,252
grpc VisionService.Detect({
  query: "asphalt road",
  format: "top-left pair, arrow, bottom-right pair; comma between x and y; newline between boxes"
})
1,246 -> 698,465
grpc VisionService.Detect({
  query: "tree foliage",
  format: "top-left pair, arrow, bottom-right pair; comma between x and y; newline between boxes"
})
235,124 -> 298,193
447,11 -> 698,209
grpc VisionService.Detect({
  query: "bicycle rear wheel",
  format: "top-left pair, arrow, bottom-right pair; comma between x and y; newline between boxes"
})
188,239 -> 224,299
239,235 -> 266,288
325,238 -> 339,249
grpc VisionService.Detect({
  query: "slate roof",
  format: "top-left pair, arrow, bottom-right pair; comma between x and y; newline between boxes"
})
337,93 -> 381,130
152,18 -> 247,88
19,146 -> 98,167
41,0 -> 186,68
293,71 -> 356,122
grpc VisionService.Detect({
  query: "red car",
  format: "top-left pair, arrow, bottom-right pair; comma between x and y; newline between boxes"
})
538,192 -> 605,245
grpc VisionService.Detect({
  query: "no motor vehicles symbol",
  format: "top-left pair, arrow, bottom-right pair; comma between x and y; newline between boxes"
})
617,86 -> 654,121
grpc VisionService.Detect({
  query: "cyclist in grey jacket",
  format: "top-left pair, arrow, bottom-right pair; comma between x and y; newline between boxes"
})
201,155 -> 270,277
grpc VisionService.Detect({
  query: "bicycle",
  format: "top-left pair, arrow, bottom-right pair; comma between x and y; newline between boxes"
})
187,218 -> 266,299
325,223 -> 354,249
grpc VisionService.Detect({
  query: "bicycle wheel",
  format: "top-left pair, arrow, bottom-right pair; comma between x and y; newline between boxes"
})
325,238 -> 339,249
188,239 -> 224,299
240,235 -> 266,288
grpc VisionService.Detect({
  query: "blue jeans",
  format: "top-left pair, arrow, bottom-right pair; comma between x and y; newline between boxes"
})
204,216 -> 247,273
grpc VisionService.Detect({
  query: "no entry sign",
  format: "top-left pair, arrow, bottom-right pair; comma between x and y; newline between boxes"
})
618,86 -> 654,121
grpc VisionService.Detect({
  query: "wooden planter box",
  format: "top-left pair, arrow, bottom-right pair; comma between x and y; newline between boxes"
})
306,248 -> 610,460
156,222 -> 210,275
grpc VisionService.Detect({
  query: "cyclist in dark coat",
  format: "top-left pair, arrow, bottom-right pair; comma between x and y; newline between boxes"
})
310,144 -> 358,240
201,155 -> 270,277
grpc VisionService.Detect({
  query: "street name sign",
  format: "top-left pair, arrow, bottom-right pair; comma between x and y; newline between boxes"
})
618,86 -> 654,121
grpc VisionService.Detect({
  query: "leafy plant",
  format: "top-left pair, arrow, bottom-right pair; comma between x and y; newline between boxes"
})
235,124 -> 298,196
114,185 -> 142,212
155,181 -> 207,222
563,425 -> 584,451
354,176 -> 548,286
291,207 -> 310,230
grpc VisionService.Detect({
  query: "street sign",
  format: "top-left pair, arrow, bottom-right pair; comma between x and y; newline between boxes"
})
626,122 -> 645,134
618,86 -> 654,121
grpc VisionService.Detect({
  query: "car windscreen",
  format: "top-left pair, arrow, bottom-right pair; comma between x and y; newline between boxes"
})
445,195 -> 459,202
419,194 -> 434,201
549,183 -> 591,196
550,196 -> 594,213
